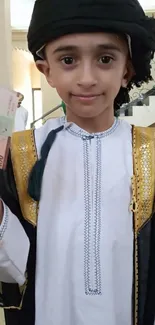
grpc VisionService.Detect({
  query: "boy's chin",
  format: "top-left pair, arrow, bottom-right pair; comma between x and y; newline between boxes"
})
71,106 -> 107,119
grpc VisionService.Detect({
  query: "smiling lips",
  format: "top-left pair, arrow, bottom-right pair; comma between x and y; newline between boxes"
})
72,94 -> 101,102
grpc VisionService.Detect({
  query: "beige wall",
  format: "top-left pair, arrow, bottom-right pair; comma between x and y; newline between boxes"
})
31,62 -> 41,89
0,0 -> 12,88
12,48 -> 33,127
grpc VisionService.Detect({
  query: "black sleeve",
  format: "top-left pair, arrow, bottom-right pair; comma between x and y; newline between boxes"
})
0,151 -> 22,219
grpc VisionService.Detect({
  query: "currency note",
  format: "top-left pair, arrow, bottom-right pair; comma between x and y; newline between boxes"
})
0,88 -> 18,169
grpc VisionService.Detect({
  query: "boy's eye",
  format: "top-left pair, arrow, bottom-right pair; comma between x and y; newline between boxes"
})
61,57 -> 74,65
99,56 -> 113,64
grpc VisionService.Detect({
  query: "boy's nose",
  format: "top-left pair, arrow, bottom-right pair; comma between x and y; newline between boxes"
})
77,64 -> 97,88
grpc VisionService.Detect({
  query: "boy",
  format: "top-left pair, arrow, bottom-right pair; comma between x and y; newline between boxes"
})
0,0 -> 155,325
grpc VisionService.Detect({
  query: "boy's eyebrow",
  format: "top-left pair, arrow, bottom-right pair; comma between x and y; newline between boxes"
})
53,45 -> 78,54
52,43 -> 123,54
96,44 -> 122,53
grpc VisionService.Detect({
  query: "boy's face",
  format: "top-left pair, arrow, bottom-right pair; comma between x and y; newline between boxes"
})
37,32 -> 133,120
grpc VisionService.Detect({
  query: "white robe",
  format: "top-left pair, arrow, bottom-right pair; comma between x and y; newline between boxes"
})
0,117 -> 133,325
13,105 -> 28,131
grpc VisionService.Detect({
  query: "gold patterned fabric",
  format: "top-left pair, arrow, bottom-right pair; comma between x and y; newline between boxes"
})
11,130 -> 38,227
132,126 -> 155,232
131,126 -> 155,325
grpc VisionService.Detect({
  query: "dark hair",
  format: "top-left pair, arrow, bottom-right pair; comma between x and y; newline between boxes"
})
114,25 -> 155,114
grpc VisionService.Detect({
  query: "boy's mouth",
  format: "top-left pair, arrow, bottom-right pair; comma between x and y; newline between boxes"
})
71,93 -> 101,102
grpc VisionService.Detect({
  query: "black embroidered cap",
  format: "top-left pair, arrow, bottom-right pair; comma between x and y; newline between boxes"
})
28,0 -> 155,61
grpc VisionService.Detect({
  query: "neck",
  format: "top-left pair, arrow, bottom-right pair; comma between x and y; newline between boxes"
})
66,108 -> 115,133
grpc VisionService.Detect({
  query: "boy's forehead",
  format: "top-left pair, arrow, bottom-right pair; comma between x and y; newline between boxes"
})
47,32 -> 128,52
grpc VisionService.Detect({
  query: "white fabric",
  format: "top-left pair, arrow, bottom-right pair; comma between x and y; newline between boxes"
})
0,203 -> 29,285
14,105 -> 28,132
35,117 -> 133,325
0,117 -> 133,324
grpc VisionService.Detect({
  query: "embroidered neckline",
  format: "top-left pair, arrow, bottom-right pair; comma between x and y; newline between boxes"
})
63,117 -> 120,139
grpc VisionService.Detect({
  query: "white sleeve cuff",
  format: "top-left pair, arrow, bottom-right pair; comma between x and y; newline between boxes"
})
0,203 -> 30,285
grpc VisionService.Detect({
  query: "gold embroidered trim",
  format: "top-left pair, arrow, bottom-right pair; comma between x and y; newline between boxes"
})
132,126 -> 155,325
11,130 -> 38,226
132,126 -> 155,232
130,175 -> 138,213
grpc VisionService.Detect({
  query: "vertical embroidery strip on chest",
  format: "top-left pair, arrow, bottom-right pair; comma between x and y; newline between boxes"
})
83,135 -> 102,295
67,119 -> 120,296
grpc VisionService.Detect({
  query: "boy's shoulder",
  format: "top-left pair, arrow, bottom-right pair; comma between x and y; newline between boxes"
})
133,124 -> 155,137
120,119 -> 155,134
12,116 -> 64,154
132,125 -> 155,152
34,117 -> 64,154
10,117 -> 64,226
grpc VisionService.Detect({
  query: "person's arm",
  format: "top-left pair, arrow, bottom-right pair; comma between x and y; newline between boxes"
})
0,153 -> 30,285
0,202 -> 30,285
14,107 -> 28,131
25,108 -> 28,128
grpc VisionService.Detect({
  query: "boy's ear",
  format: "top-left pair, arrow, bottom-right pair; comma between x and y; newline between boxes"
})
36,60 -> 49,75
121,60 -> 135,88
35,60 -> 55,87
